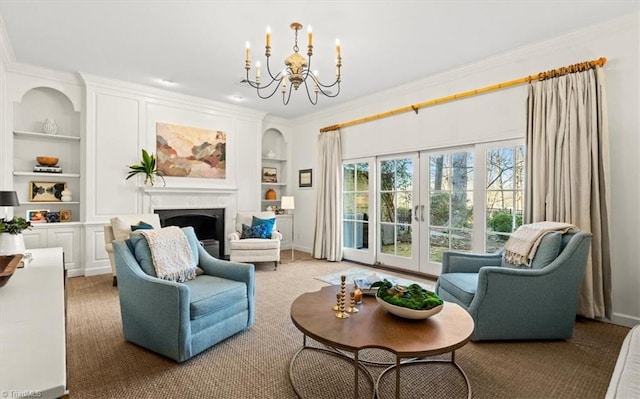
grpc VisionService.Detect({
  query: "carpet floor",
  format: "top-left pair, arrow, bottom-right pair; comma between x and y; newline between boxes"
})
65,254 -> 629,398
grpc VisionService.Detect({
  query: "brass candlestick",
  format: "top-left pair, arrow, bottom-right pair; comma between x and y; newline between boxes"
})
335,275 -> 349,318
347,291 -> 359,313
332,292 -> 340,311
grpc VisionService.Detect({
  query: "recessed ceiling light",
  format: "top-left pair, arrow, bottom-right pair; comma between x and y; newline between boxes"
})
230,95 -> 245,102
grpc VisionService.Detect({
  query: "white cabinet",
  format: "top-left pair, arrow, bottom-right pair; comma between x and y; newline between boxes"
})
276,214 -> 293,249
23,224 -> 82,271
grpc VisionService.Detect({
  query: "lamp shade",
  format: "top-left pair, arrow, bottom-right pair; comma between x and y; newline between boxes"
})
281,196 -> 295,210
0,191 -> 20,207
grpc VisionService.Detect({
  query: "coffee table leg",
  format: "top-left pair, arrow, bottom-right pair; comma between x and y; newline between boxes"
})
354,350 -> 359,399
396,356 -> 401,399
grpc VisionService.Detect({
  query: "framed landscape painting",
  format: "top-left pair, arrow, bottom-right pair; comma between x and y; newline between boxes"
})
156,122 -> 227,179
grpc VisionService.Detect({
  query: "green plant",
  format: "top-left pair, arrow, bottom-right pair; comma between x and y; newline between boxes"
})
0,217 -> 32,235
371,279 -> 443,310
125,149 -> 165,186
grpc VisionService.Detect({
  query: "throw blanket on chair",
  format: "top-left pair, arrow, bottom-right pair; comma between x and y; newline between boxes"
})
139,226 -> 196,282
504,221 -> 579,266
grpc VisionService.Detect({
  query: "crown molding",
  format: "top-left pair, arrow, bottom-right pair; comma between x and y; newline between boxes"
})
292,12 -> 639,128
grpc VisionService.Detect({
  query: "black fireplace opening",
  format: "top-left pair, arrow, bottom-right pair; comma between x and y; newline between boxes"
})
154,208 -> 225,259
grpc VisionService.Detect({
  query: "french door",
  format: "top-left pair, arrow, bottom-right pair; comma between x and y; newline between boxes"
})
342,140 -> 523,276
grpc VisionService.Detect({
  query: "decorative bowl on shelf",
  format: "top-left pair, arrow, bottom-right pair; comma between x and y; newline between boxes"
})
0,254 -> 23,288
36,156 -> 59,166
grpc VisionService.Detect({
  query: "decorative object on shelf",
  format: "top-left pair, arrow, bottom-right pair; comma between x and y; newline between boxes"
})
281,196 -> 295,260
34,164 -> 62,173
266,149 -> 276,158
243,22 -> 342,105
265,189 -> 277,200
299,168 -> 312,188
36,156 -> 59,167
29,181 -> 66,202
125,149 -> 166,186
42,118 -> 58,135
45,211 -> 60,223
371,279 -> 444,320
26,209 -> 48,223
156,122 -> 226,179
61,188 -> 72,202
59,209 -> 71,222
262,167 -> 277,183
0,254 -> 23,287
335,275 -> 349,319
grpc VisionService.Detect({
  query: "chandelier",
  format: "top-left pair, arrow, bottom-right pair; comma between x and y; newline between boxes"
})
243,22 -> 342,105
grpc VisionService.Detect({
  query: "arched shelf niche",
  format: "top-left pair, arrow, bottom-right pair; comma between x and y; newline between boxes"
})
260,128 -> 288,211
14,87 -> 81,137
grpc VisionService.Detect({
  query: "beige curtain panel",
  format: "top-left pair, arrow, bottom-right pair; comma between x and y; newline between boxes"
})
312,130 -> 343,261
525,67 -> 611,319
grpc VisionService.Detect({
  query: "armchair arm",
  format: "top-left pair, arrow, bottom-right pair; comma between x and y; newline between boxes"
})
441,250 -> 503,274
228,232 -> 240,241
113,241 -> 191,361
271,230 -> 283,240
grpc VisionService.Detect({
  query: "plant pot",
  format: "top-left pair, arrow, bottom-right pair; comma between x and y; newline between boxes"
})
0,233 -> 26,256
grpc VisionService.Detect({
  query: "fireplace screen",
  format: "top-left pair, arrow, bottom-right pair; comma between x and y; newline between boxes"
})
154,208 -> 225,259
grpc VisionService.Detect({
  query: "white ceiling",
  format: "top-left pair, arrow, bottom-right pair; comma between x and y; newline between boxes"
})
1,1 -> 638,119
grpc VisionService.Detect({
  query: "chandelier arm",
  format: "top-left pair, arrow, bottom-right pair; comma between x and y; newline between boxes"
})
282,84 -> 295,105
256,78 -> 285,100
303,78 -> 319,105
264,56 -> 280,82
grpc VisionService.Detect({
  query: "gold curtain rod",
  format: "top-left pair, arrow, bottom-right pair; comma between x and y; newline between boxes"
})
319,57 -> 607,133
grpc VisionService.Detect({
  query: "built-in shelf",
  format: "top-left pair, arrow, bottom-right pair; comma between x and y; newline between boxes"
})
14,171 -> 81,178
30,221 -> 83,227
261,182 -> 286,186
262,200 -> 280,203
13,130 -> 81,141
262,157 -> 286,162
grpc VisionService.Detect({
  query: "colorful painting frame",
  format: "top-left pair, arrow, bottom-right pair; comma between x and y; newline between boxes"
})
26,209 -> 49,223
155,122 -> 227,179
29,181 -> 66,202
262,167 -> 278,183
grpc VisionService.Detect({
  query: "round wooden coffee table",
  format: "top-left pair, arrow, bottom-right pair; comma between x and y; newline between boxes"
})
289,285 -> 474,399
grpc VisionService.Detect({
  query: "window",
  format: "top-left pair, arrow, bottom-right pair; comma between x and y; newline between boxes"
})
343,161 -> 370,250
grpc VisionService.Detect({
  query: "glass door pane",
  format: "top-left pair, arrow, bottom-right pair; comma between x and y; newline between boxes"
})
342,159 -> 374,264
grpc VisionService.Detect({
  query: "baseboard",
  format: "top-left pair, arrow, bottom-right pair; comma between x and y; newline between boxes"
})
609,313 -> 640,328
66,269 -> 84,278
84,265 -> 111,277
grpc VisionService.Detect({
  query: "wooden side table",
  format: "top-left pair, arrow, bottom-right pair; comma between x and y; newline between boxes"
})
0,247 -> 68,399
289,285 -> 474,399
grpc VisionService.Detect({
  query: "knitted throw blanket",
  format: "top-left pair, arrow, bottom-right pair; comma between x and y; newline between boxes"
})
139,226 -> 196,282
503,221 -> 579,266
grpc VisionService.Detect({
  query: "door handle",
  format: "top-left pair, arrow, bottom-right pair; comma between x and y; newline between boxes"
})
420,205 -> 425,221
414,205 -> 419,222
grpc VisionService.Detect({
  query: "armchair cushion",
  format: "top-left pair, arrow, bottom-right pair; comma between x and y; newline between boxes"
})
252,216 -> 275,234
501,232 -> 563,269
131,221 -> 154,231
128,226 -> 200,277
436,273 -> 478,307
183,275 -> 247,320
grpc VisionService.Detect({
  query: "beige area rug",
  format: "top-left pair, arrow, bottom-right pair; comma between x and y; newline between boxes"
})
65,256 -> 629,399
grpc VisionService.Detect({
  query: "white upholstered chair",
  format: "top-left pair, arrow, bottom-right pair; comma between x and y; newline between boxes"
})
104,213 -> 161,286
227,211 -> 281,270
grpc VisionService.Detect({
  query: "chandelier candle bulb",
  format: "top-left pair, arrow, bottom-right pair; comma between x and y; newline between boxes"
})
265,26 -> 271,48
307,25 -> 313,46
256,61 -> 261,80
245,41 -> 251,62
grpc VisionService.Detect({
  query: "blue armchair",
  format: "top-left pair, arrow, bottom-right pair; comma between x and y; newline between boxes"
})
113,226 -> 255,362
435,231 -> 592,341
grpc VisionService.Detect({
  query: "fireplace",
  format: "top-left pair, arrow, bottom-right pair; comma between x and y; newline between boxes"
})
154,208 -> 225,259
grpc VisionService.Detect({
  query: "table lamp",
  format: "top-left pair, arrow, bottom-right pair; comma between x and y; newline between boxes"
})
280,196 -> 295,260
0,191 -> 20,220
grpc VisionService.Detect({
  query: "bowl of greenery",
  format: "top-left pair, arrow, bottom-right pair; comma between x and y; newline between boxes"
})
371,279 -> 444,320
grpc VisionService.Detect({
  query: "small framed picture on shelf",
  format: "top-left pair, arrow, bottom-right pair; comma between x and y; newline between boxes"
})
299,169 -> 313,188
29,181 -> 66,202
60,209 -> 72,222
26,209 -> 49,223
262,167 -> 278,183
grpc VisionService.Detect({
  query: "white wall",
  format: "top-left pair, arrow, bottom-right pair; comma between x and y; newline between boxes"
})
289,14 -> 639,326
